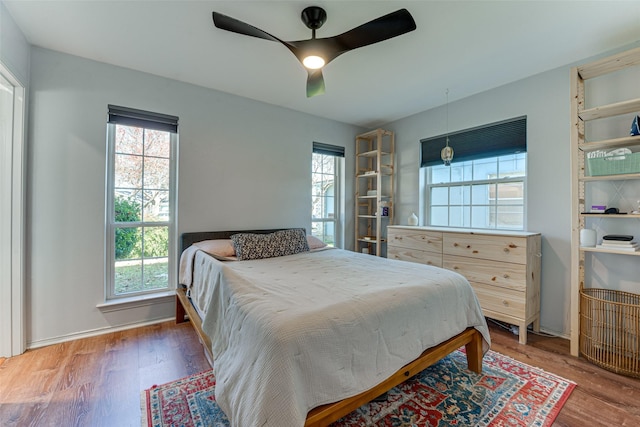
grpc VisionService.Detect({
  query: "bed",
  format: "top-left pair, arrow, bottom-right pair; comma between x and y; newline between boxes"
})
176,228 -> 490,427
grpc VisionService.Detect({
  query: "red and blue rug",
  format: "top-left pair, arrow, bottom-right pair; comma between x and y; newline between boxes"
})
141,349 -> 575,427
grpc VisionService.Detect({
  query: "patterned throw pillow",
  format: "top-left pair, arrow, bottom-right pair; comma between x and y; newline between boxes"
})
230,229 -> 309,261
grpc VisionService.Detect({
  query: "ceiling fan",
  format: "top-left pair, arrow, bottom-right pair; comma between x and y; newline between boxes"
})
212,7 -> 417,98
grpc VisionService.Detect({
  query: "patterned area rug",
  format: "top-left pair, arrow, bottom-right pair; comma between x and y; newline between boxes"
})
141,349 -> 575,427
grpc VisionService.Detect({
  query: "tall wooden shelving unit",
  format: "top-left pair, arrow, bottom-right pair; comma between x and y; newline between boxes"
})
355,129 -> 394,256
570,47 -> 640,357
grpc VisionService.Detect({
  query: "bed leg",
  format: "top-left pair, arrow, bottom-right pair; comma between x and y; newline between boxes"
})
176,294 -> 187,324
465,329 -> 483,374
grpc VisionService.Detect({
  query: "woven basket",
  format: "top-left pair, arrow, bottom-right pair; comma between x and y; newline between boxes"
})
580,288 -> 640,378
587,152 -> 640,176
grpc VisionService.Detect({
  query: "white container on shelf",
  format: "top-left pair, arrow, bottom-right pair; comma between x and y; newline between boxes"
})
408,212 -> 418,226
580,229 -> 597,247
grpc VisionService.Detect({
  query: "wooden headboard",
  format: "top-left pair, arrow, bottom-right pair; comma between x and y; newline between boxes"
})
179,228 -> 305,254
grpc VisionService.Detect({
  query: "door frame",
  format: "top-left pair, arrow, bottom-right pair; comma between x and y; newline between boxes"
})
0,63 -> 26,357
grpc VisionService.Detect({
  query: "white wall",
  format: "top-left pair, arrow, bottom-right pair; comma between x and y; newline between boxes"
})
27,47 -> 361,347
0,1 -> 29,85
385,42 -> 640,337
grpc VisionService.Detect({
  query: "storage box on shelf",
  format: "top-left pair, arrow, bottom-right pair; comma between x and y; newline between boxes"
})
355,129 -> 394,256
388,226 -> 541,344
587,151 -> 640,176
570,46 -> 640,373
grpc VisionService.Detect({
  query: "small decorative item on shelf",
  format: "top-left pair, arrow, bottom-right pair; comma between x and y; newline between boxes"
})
631,115 -> 640,136
408,212 -> 418,226
380,201 -> 389,216
579,229 -> 597,247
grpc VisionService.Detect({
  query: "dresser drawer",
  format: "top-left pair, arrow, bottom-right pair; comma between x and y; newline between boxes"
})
388,247 -> 442,267
443,254 -> 526,291
469,281 -> 526,319
443,233 -> 528,264
387,228 -> 442,253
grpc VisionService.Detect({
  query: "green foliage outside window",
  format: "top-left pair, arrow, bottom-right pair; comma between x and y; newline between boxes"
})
114,197 -> 140,259
135,226 -> 168,258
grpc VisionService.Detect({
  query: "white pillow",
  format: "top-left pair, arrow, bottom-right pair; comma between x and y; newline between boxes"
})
307,235 -> 328,250
193,239 -> 237,260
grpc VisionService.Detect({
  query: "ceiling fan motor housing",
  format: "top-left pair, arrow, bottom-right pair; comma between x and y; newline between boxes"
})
301,6 -> 327,30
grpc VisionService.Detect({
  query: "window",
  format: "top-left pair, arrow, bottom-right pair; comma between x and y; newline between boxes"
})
312,142 -> 344,247
105,105 -> 178,299
420,117 -> 526,230
424,153 -> 526,229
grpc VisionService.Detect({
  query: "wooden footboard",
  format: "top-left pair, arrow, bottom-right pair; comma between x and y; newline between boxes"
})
175,290 -> 483,427
304,327 -> 483,427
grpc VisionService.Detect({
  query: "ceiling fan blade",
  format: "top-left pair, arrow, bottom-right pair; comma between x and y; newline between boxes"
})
332,9 -> 416,52
306,70 -> 325,98
212,11 -> 284,43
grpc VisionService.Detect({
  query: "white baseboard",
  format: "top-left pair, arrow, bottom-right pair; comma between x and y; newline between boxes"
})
27,317 -> 175,350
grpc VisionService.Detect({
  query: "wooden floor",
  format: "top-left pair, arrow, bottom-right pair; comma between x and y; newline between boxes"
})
0,320 -> 639,426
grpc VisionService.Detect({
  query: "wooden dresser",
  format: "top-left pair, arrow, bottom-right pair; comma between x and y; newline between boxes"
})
388,226 -> 541,344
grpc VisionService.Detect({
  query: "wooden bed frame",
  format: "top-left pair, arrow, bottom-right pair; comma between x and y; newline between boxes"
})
175,229 -> 484,427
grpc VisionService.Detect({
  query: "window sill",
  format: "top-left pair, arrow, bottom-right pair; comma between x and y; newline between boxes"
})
96,290 -> 175,313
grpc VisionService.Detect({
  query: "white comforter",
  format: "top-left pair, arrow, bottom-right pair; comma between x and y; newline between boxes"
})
187,248 -> 490,427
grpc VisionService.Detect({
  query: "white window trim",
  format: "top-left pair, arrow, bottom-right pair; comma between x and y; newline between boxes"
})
312,153 -> 344,248
104,123 -> 178,300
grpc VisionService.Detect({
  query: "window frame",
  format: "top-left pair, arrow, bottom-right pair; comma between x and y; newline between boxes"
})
105,121 -> 178,300
311,151 -> 344,248
421,153 -> 527,230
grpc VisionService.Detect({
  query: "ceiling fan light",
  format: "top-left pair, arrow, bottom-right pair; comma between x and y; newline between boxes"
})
302,55 -> 325,69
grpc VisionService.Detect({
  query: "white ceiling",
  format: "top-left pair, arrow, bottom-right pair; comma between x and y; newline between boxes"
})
4,0 -> 640,128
